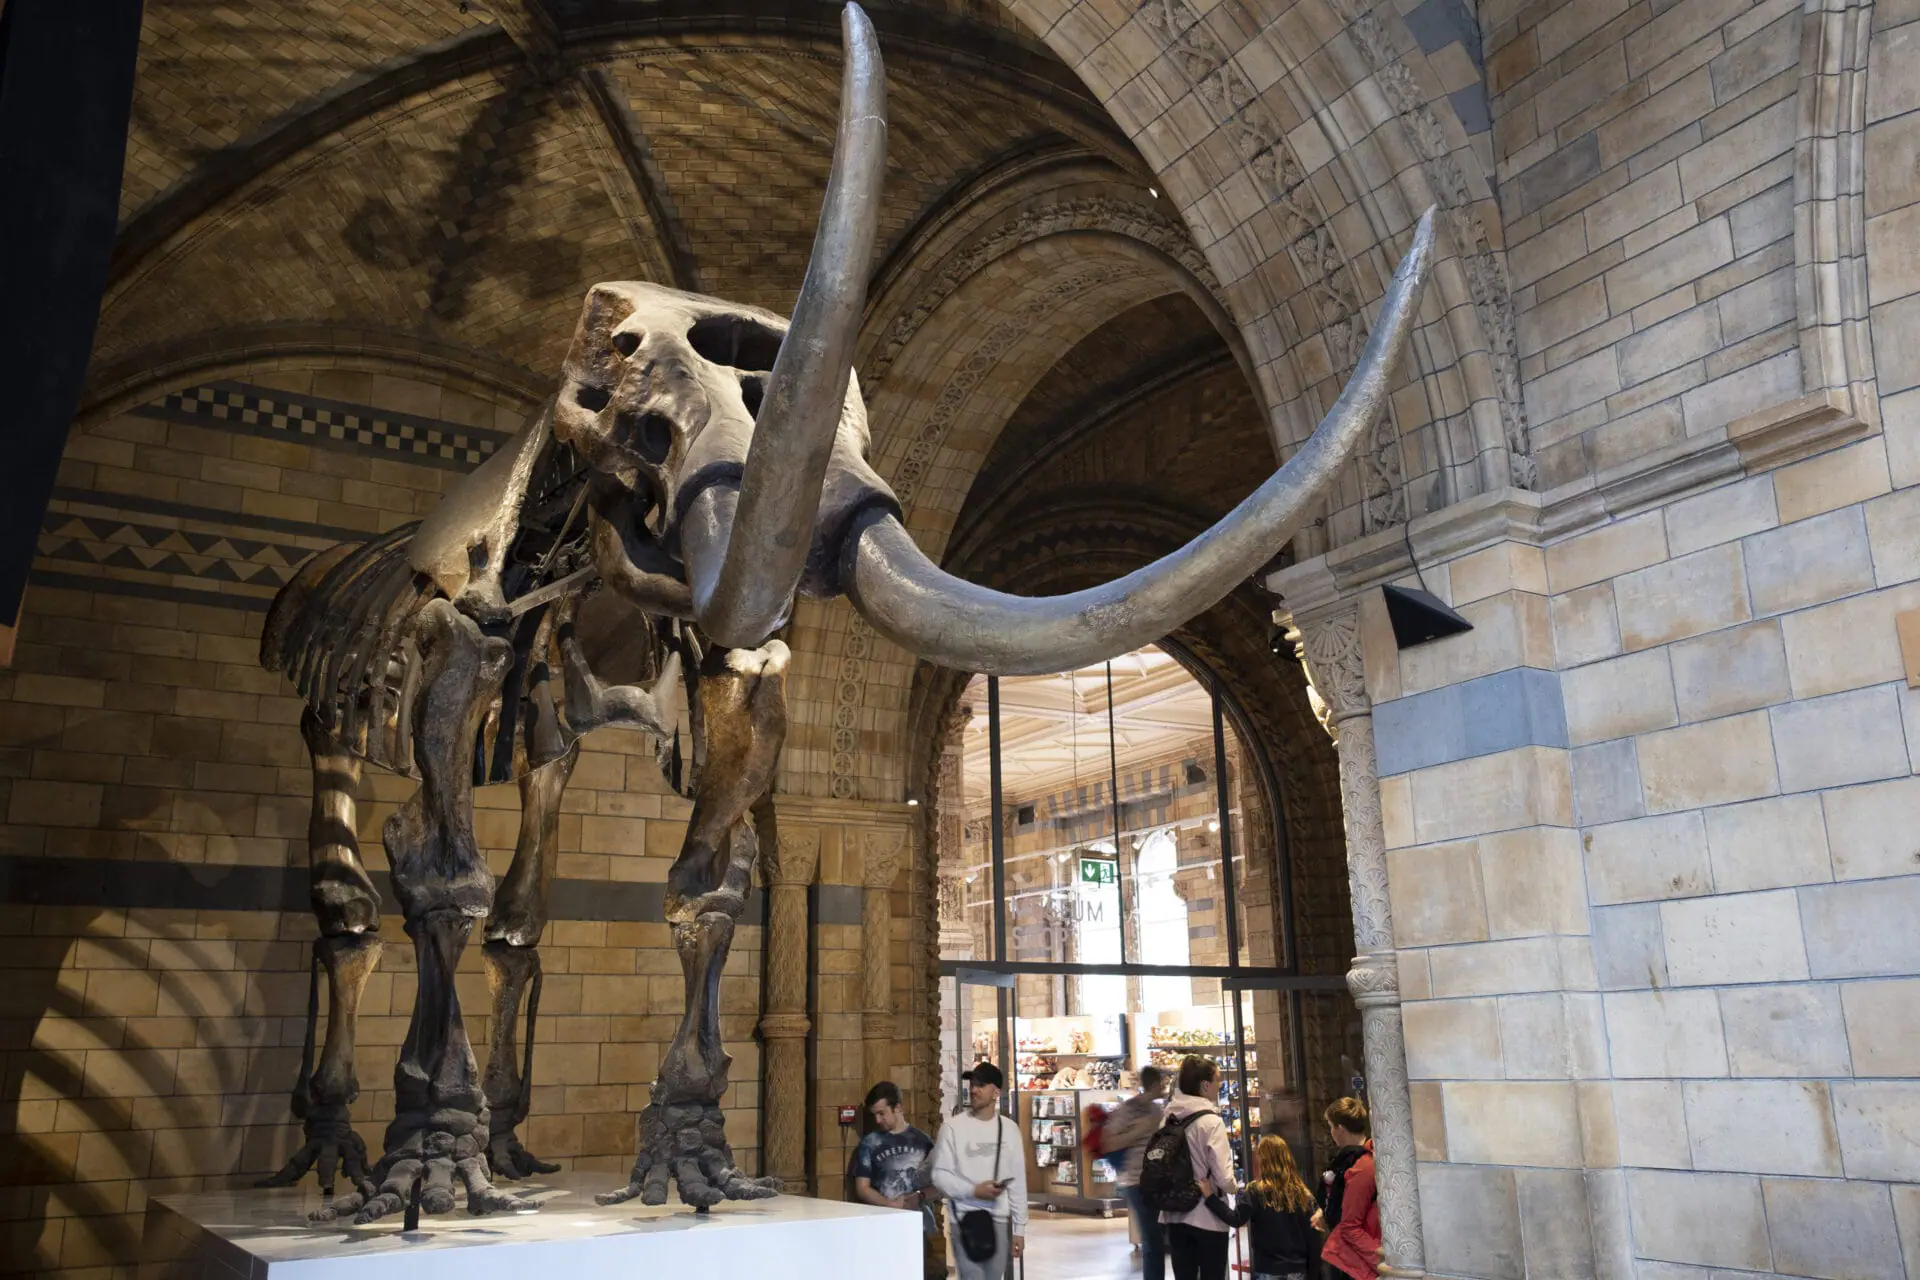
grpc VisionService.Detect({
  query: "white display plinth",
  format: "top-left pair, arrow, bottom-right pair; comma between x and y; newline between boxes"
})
140,1174 -> 922,1280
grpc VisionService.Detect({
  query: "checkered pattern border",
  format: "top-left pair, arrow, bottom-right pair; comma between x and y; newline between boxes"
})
133,380 -> 512,471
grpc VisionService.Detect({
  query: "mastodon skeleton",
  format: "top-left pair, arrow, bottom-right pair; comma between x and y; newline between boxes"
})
256,1 -> 1437,1225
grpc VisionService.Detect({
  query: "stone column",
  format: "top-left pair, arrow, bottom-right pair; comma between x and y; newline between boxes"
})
757,825 -> 820,1189
1294,604 -> 1426,1279
861,830 -> 906,1088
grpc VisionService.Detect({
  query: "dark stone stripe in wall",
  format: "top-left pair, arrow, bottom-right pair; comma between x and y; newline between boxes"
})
51,485 -> 372,544
0,856 -> 767,924
1372,665 -> 1569,777
27,568 -> 273,613
816,884 -> 864,927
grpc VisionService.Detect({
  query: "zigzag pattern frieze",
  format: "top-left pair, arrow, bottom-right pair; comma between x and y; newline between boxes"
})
36,511 -> 312,590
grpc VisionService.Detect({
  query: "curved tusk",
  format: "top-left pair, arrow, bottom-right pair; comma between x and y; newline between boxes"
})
681,1 -> 888,649
843,207 -> 1438,676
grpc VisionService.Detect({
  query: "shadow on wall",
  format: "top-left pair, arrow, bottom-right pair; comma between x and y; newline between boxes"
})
0,801 -> 308,1271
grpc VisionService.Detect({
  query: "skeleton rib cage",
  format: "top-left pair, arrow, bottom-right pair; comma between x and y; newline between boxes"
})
259,427 -> 669,789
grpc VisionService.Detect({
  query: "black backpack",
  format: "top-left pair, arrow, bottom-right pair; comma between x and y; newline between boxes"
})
1321,1144 -> 1366,1228
1138,1113 -> 1202,1212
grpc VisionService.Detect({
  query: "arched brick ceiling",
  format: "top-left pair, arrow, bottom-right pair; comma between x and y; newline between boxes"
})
96,3 -> 1134,406
596,48 -> 1090,313
121,3 -> 480,221
96,65 -> 651,383
961,294 -> 1268,543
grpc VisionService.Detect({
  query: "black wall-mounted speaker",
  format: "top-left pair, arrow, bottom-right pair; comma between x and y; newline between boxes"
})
1382,584 -> 1474,650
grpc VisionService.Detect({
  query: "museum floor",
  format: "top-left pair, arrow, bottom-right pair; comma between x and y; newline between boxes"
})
937,1212 -> 1139,1280
1019,1214 -> 1137,1280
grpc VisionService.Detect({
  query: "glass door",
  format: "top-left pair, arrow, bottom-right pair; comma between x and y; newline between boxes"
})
951,969 -> 1016,1114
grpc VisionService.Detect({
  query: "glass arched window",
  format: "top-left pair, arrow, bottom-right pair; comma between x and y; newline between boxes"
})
1136,829 -> 1190,1016
937,642 -> 1339,1190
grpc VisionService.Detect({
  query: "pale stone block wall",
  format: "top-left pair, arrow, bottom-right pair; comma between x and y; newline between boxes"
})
1488,0 -> 1809,490
1286,0 -> 1920,1272
1356,472 -> 1920,1274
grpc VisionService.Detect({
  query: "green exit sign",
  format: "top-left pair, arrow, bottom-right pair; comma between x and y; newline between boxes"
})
1079,857 -> 1117,885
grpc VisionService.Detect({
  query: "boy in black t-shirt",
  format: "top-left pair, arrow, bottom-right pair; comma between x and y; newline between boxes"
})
852,1080 -> 937,1235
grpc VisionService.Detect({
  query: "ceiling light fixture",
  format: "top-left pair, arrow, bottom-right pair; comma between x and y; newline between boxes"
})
1148,186 -> 1159,198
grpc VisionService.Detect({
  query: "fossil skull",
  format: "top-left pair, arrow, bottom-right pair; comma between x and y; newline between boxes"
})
414,2 -> 1440,676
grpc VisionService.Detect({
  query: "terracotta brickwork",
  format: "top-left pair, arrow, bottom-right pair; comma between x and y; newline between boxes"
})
0,370 -> 923,1272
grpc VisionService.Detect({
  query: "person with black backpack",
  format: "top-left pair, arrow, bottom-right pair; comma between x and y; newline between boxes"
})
1311,1097 -> 1381,1280
1140,1056 -> 1238,1280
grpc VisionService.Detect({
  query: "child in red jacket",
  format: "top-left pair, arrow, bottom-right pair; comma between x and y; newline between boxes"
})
1311,1098 -> 1382,1280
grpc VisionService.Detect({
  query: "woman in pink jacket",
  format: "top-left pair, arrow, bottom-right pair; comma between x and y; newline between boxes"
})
1157,1056 -> 1240,1280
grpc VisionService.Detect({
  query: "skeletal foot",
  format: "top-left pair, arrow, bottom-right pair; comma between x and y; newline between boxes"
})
257,1101 -> 377,1204
309,1109 -> 536,1223
596,1101 -> 780,1209
486,1119 -> 560,1180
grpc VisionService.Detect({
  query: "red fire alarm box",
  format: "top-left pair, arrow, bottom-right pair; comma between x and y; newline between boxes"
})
837,1105 -> 859,1127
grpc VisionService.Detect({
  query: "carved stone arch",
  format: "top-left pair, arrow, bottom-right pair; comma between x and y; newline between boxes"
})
996,0 -> 1527,550
858,146 -> 1253,388
900,491 -> 1356,1139
796,224 -> 1226,801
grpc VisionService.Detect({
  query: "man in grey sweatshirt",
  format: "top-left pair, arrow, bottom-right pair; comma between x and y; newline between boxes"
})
929,1063 -> 1028,1279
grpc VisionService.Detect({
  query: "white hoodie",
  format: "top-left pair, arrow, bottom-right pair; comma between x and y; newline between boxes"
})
1155,1091 -> 1239,1232
929,1109 -> 1029,1231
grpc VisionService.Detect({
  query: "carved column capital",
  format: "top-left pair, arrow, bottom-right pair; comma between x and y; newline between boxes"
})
1346,951 -> 1401,1010
766,826 -> 822,888
861,829 -> 907,889
757,1012 -> 812,1040
1289,602 -> 1368,731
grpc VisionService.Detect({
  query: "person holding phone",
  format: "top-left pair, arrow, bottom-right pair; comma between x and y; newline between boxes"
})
929,1063 -> 1028,1279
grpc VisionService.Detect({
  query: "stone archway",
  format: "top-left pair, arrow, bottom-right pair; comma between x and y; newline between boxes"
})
898,492 -> 1359,1206
789,214 -> 1228,803
999,0 -> 1528,541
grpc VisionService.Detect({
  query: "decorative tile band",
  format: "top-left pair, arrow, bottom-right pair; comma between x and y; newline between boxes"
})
132,379 -> 512,471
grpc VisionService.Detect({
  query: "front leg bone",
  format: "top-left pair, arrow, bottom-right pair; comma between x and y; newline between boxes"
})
336,600 -> 533,1223
262,712 -> 384,1211
598,641 -> 787,1209
482,699 -> 577,1179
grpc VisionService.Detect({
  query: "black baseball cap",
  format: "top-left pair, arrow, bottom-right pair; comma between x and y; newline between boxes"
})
963,1062 -> 1005,1090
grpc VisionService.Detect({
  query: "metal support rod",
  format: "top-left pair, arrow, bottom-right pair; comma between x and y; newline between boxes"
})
1105,662 -> 1133,964
940,959 -> 1346,988
1211,674 -> 1252,1167
1212,676 -> 1242,968
988,675 -> 1007,964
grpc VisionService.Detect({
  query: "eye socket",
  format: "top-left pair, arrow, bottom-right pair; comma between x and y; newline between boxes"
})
615,410 -> 677,465
574,384 -> 611,413
611,331 -> 641,358
687,315 -> 784,371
